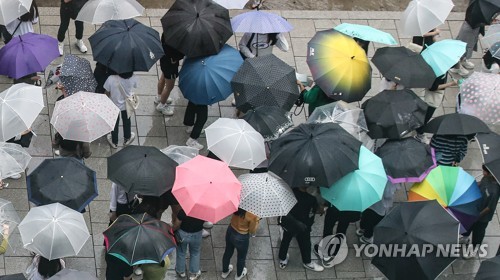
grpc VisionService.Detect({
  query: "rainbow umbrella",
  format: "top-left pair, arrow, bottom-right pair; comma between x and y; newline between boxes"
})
408,166 -> 481,232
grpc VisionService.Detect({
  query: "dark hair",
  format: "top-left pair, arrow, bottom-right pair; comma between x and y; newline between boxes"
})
267,33 -> 279,46
118,72 -> 134,79
19,1 -> 38,22
482,164 -> 490,174
37,256 -> 62,278
135,196 -> 161,219
234,208 -> 246,218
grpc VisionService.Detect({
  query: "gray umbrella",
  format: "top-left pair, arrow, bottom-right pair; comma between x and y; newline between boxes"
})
59,55 -> 98,96
231,54 -> 300,113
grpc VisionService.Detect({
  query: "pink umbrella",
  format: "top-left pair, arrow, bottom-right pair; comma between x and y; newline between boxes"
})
172,156 -> 241,223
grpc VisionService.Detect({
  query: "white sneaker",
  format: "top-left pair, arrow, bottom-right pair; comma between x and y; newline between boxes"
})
154,96 -> 173,104
231,98 -> 236,106
189,271 -> 201,280
54,149 -> 60,156
234,267 -> 247,280
221,264 -> 233,279
76,39 -> 87,53
279,254 -> 289,269
303,262 -> 324,272
186,138 -> 204,150
359,235 -> 373,244
58,42 -> 64,56
203,221 -> 214,229
134,267 -> 143,276
449,67 -> 469,76
461,59 -> 475,69
9,173 -> 21,179
123,132 -> 136,146
106,134 -> 118,149
202,229 -> 210,238
156,103 -> 174,116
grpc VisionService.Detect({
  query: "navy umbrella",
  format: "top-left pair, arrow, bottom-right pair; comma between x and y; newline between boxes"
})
59,54 -> 98,96
475,255 -> 500,280
422,113 -> 490,135
466,0 -> 500,28
476,132 -> 500,183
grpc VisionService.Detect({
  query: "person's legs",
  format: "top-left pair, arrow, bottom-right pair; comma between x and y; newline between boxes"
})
121,110 -> 131,140
222,227 -> 236,273
278,229 -> 294,261
232,228 -> 250,276
183,101 -> 196,127
323,206 -> 340,237
188,231 -> 203,274
74,20 -> 84,40
157,73 -> 166,97
296,230 -> 312,264
57,7 -> 71,42
360,209 -> 384,238
111,112 -> 121,145
161,78 -> 175,104
190,104 -> 208,140
471,221 -> 489,247
175,230 -> 189,274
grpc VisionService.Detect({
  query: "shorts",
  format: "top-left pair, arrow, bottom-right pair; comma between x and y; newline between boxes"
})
160,56 -> 180,79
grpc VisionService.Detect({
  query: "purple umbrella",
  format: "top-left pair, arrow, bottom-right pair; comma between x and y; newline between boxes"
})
230,10 -> 293,33
0,32 -> 59,79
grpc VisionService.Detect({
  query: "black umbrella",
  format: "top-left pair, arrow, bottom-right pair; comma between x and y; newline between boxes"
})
0,274 -> 26,280
475,255 -> 500,280
107,145 -> 178,196
161,0 -> 232,58
372,200 -> 460,280
242,106 -> 294,141
269,123 -> 361,188
231,54 -> 300,113
26,158 -> 97,212
476,132 -> 500,183
59,54 -> 97,96
362,89 -> 429,139
466,0 -> 500,28
89,19 -> 164,74
422,113 -> 490,135
372,46 -> 436,88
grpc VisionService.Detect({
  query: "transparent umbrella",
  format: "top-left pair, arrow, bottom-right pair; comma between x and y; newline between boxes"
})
0,142 -> 31,179
0,198 -> 21,252
161,145 -> 199,164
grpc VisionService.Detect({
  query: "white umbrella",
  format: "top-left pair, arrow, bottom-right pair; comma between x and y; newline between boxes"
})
213,0 -> 248,9
0,83 -> 44,142
0,0 -> 32,25
161,145 -> 199,164
206,118 -> 266,170
0,142 -> 31,179
0,198 -> 21,237
50,91 -> 120,142
482,24 -> 500,48
18,203 -> 90,260
48,269 -> 97,280
238,172 -> 297,217
400,0 -> 454,36
76,0 -> 145,24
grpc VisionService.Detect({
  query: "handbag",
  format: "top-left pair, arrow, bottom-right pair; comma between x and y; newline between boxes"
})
240,33 -> 256,59
117,79 -> 139,118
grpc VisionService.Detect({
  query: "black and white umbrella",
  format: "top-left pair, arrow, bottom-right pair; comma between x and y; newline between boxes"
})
60,55 -> 98,96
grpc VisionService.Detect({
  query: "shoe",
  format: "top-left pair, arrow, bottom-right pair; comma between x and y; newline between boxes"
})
203,221 -> 213,229
413,133 -> 428,144
356,228 -> 365,237
449,67 -> 469,76
459,236 -> 470,244
202,229 -> 210,238
221,264 -> 233,279
154,96 -> 173,104
359,235 -> 373,244
186,138 -> 204,150
9,173 -> 21,179
123,132 -> 136,146
156,103 -> 174,116
313,243 -> 333,263
461,59 -> 475,70
54,149 -> 60,156
0,182 -> 8,189
235,267 -> 247,280
176,271 -> 186,278
76,39 -> 87,53
106,134 -> 118,149
303,262 -> 324,272
462,250 -> 476,259
134,267 -> 143,276
58,42 -> 64,56
189,271 -> 201,280
231,98 -> 236,106
279,254 -> 289,269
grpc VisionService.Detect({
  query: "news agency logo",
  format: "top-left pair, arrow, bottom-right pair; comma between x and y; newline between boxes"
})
317,234 -> 348,267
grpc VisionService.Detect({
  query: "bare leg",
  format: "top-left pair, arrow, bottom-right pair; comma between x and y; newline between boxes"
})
157,73 -> 166,97
160,78 -> 175,105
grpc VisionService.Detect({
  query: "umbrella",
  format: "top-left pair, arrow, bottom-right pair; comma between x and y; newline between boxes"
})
241,106 -> 293,141
107,145 -> 178,196
400,0 -> 454,36
59,55 -> 98,96
372,46 -> 436,88
172,155 -> 241,223
0,142 -> 31,179
421,39 -> 467,77
0,0 -> 31,25
48,269 -> 97,280
457,72 -> 500,124
238,172 -> 297,218
51,91 -> 120,142
476,132 -> 500,183
362,89 -> 429,139
205,118 -> 266,170
0,33 -> 59,79
489,41 -> 500,59
231,54 -> 299,113
0,83 -> 44,142
76,0 -> 145,24
320,146 -> 387,212
307,29 -> 371,102
269,123 -> 361,188
372,200 -> 460,280
408,166 -> 482,232
18,203 -> 90,260
161,145 -> 199,164
466,0 -> 500,28
476,255 -> 500,280
103,213 -> 176,265
161,0 -> 233,58
213,0 -> 248,9
422,113 -> 490,135
89,19 -> 164,73
0,274 -> 26,280
179,44 -> 243,105
230,10 -> 293,33
333,23 -> 397,45
27,158 -> 98,212
482,23 -> 500,48
376,138 -> 437,183
0,198 -> 21,247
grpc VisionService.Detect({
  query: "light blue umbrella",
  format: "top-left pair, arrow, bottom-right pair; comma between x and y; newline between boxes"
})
334,23 -> 398,45
421,39 -> 466,76
179,45 -> 243,105
230,10 -> 293,33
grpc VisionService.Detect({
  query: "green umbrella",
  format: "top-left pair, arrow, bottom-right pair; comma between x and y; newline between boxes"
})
421,39 -> 466,76
320,146 -> 387,211
333,23 -> 398,45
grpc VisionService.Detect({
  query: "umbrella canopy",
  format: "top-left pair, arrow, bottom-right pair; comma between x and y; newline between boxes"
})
172,155 -> 241,223
76,0 -> 145,24
213,0 -> 248,9
18,203 -> 90,260
321,146 -> 387,212
476,132 -> 500,183
409,166 -> 482,232
0,83 -> 44,142
107,145 -> 178,196
466,0 -> 500,28
238,172 -> 297,218
400,0 -> 454,36
421,39 -> 467,77
0,274 -> 26,280
475,255 -> 500,280
0,142 -> 31,179
48,269 -> 97,280
489,41 -> 500,59
179,44 -> 243,105
51,91 -> 120,142
362,89 -> 429,139
27,158 -> 98,212
0,33 -> 59,79
230,10 -> 293,33
269,123 -> 361,188
482,23 -> 500,48
0,0 -> 31,25
334,23 -> 397,45
307,29 -> 371,102
242,106 -> 293,141
372,200 -> 460,280
231,54 -> 299,113
422,113 -> 490,135
457,72 -> 500,124
89,19 -> 164,73
161,145 -> 199,164
0,198 -> 21,242
59,55 -> 98,96
161,0 -> 232,58
205,118 -> 266,170
104,213 -> 176,265
376,138 -> 437,183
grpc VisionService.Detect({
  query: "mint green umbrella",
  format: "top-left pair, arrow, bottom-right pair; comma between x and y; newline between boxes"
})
333,23 -> 398,45
320,146 -> 387,211
421,39 -> 466,76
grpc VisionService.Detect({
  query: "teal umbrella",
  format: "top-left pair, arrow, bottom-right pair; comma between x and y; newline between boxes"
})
421,39 -> 466,76
320,146 -> 387,211
333,23 -> 398,45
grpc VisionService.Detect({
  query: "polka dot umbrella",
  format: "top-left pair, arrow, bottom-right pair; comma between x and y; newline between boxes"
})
458,72 -> 500,124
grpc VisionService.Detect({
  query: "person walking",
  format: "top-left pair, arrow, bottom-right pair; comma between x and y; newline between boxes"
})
4,0 -> 39,44
26,255 -> 65,280
57,0 -> 88,56
183,101 -> 207,150
238,32 -> 288,59
430,134 -> 469,166
296,81 -> 336,115
173,209 -> 205,280
52,132 -> 91,162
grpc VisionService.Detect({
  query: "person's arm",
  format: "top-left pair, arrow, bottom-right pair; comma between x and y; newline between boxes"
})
239,33 -> 255,58
436,80 -> 457,90
0,225 -> 10,254
247,213 -> 260,235
423,29 -> 440,37
172,210 -> 184,231
52,133 -> 61,149
275,33 -> 289,52
480,184 -> 499,218
109,183 -> 118,221
103,77 -> 112,97
302,85 -> 322,104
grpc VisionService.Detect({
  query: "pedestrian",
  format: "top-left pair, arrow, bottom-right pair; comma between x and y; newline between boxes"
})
57,0 -> 88,56
25,255 -> 65,280
296,80 -> 336,115
482,49 -> 500,74
221,208 -> 260,280
410,28 -> 440,53
354,38 -> 369,54
141,256 -> 170,280
52,132 -> 91,162
93,62 -> 116,94
0,224 -> 9,254
108,182 -> 136,224
430,134 -> 469,166
104,72 -> 138,149
173,209 -> 205,280
4,0 -> 39,44
183,101 -> 207,150
238,32 -> 289,59
105,253 -> 133,280
6,128 -> 34,179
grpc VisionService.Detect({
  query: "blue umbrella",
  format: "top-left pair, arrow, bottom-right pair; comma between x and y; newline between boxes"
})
231,10 -> 293,33
421,39 -> 466,76
179,45 -> 243,105
333,23 -> 398,45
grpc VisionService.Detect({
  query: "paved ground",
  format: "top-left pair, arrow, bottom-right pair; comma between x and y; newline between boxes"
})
0,7 -> 499,280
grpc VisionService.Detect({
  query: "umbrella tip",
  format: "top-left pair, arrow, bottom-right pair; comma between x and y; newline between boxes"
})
351,56 -> 355,59
197,12 -> 200,18
144,154 -> 147,157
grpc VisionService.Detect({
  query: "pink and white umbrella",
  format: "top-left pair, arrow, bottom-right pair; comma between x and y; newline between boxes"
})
458,72 -> 500,124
